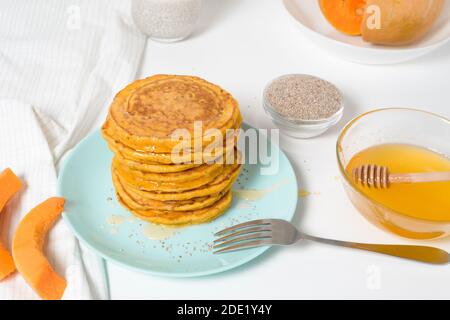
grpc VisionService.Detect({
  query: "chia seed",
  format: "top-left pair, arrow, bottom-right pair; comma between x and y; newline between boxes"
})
265,74 -> 343,121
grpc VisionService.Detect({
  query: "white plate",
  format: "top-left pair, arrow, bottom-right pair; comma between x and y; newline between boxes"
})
283,0 -> 450,65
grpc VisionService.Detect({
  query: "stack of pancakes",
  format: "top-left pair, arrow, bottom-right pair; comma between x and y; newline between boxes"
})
102,75 -> 242,225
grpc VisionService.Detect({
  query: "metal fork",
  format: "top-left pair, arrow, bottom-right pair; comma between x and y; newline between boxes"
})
213,219 -> 450,264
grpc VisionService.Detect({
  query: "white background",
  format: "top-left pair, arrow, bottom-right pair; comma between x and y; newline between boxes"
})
108,0 -> 450,299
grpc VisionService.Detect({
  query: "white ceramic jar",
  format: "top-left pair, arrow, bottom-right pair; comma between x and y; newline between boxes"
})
132,0 -> 203,42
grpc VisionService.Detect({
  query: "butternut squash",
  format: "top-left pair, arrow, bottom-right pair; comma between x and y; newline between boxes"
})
319,0 -> 367,36
12,197 -> 66,300
361,0 -> 444,45
0,168 -> 22,280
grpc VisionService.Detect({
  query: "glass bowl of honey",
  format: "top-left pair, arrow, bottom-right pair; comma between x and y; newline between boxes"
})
337,108 -> 450,240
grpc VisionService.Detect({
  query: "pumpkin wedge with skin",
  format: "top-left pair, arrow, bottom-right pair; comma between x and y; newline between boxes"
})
12,197 -> 66,300
319,0 -> 367,35
362,0 -> 444,45
0,168 -> 22,280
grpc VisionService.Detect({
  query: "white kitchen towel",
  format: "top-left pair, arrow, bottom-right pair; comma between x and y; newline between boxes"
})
0,0 -> 145,299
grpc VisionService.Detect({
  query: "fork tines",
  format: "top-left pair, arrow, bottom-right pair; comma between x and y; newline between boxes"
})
213,219 -> 273,254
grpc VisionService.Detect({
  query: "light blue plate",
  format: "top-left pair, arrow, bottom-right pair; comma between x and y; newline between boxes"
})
58,125 -> 298,277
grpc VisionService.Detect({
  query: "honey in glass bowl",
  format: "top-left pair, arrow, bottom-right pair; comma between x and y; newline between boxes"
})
346,144 -> 450,222
337,108 -> 450,240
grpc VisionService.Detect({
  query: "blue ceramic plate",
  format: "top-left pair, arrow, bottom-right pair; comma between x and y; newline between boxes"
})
58,125 -> 298,277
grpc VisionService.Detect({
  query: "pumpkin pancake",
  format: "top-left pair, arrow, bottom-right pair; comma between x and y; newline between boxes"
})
114,157 -> 200,173
112,156 -> 225,183
103,75 -> 241,153
103,128 -> 238,165
103,106 -> 242,154
103,75 -> 242,226
113,172 -> 230,212
115,162 -> 241,201
114,166 -> 222,192
113,159 -> 230,192
116,191 -> 232,226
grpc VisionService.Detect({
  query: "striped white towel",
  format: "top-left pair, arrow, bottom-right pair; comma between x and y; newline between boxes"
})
0,0 -> 145,299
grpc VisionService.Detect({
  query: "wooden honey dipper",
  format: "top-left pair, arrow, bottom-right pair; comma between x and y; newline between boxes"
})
352,164 -> 450,189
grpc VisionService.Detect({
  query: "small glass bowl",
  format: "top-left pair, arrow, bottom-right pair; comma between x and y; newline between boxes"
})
131,0 -> 203,43
263,74 -> 344,139
337,108 -> 450,240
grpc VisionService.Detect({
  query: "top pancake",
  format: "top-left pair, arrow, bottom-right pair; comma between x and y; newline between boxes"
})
104,75 -> 240,153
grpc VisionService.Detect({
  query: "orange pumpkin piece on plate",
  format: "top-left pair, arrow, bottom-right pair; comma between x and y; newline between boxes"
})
319,0 -> 367,36
12,197 -> 67,300
0,168 -> 22,281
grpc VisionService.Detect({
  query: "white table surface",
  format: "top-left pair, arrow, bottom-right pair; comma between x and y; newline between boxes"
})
108,0 -> 450,299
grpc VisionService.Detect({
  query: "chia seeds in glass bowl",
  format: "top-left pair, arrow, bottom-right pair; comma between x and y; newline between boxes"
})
132,0 -> 203,43
263,74 -> 344,139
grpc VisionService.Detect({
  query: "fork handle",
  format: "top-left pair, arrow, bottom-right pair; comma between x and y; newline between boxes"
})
302,234 -> 449,265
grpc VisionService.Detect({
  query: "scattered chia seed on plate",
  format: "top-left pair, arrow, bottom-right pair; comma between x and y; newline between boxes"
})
265,74 -> 343,121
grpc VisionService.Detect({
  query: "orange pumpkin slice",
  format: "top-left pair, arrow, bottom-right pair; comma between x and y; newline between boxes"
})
12,197 -> 66,300
319,0 -> 366,36
0,168 -> 22,280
